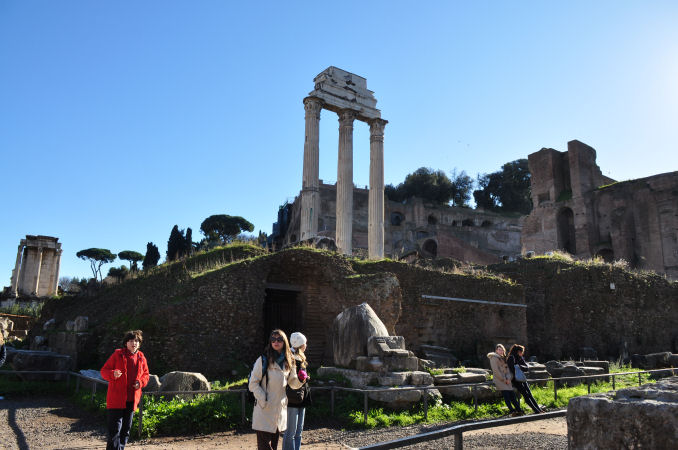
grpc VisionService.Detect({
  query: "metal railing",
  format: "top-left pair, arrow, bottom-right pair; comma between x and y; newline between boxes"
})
1,367 -> 675,439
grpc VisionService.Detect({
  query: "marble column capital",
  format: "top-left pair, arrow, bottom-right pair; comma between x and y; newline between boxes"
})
338,109 -> 357,127
303,97 -> 323,119
369,118 -> 387,141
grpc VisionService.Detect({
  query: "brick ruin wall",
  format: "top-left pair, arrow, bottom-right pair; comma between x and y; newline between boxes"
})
491,259 -> 678,361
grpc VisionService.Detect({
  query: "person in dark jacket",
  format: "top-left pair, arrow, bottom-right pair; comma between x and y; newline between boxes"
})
0,334 -> 6,368
507,344 -> 544,414
100,330 -> 150,450
282,332 -> 311,450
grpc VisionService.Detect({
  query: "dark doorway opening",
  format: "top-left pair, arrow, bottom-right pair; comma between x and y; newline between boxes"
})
264,289 -> 301,345
557,208 -> 576,254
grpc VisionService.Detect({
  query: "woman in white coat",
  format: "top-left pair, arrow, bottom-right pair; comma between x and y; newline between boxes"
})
249,329 -> 303,450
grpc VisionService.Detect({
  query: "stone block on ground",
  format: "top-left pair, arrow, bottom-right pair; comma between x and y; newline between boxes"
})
567,376 -> 678,449
317,367 -> 378,389
366,386 -> 423,408
10,349 -> 73,380
73,316 -> 89,332
144,374 -> 162,392
355,356 -> 384,372
382,355 -> 418,372
377,372 -> 409,386
367,336 -> 406,357
331,302 -> 389,368
419,345 -> 457,368
575,360 -> 610,372
438,384 -> 497,402
631,352 -> 671,370
410,371 -> 434,386
160,371 -> 210,399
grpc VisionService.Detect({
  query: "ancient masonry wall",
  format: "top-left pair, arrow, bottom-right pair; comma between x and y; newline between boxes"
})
491,258 -> 678,360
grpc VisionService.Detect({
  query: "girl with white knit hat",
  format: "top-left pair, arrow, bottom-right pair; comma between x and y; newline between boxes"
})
283,332 -> 311,450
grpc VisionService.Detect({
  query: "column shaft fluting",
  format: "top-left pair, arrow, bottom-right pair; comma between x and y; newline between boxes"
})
10,244 -> 23,297
300,97 -> 322,241
34,248 -> 43,295
336,110 -> 357,255
368,119 -> 387,259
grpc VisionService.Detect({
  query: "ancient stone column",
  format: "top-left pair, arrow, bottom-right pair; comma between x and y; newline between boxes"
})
10,243 -> 24,297
34,247 -> 44,296
336,109 -> 357,255
368,119 -> 387,259
300,97 -> 323,241
52,248 -> 62,296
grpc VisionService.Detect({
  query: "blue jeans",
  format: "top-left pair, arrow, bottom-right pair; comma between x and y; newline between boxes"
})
282,406 -> 305,450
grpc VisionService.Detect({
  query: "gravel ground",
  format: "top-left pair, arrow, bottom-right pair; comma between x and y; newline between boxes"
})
0,395 -> 567,449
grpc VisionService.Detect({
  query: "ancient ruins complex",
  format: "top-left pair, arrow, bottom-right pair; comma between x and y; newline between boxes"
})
523,140 -> 678,280
9,235 -> 62,297
300,66 -> 387,258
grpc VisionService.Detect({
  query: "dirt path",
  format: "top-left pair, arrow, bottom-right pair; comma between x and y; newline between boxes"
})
0,396 -> 566,449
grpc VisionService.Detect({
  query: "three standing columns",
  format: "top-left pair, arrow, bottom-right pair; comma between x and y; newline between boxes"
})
300,97 -> 386,259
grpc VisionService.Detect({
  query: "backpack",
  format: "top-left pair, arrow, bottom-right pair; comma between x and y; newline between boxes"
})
247,354 -> 268,404
286,382 -> 309,406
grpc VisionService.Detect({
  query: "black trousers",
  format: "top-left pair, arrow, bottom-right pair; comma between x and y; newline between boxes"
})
107,401 -> 135,450
256,429 -> 280,450
515,382 -> 541,413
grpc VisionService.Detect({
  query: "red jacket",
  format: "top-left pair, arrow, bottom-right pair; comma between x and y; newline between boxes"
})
100,348 -> 150,410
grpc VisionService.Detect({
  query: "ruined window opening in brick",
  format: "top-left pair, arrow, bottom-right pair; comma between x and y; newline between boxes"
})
417,231 -> 429,240
462,219 -> 474,227
391,212 -> 404,226
422,239 -> 437,257
428,215 -> 438,225
481,220 -> 493,227
538,192 -> 550,204
557,207 -> 576,254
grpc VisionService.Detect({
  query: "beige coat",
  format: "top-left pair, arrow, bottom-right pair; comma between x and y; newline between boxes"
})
249,355 -> 303,433
487,352 -> 513,391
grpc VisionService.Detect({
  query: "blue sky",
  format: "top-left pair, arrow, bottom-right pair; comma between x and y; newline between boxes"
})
1,1 -> 677,281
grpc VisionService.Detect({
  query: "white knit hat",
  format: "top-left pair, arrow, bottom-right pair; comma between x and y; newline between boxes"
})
289,332 -> 307,349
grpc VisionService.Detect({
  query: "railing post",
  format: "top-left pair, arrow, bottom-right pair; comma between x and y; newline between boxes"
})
638,372 -> 642,386
612,374 -> 616,390
91,381 -> 97,403
75,376 -> 80,393
330,386 -> 335,417
137,393 -> 144,437
423,388 -> 428,421
66,371 -> 71,387
587,379 -> 591,394
472,386 -> 478,412
363,392 -> 368,424
241,390 -> 246,425
455,432 -> 463,450
554,380 -> 558,402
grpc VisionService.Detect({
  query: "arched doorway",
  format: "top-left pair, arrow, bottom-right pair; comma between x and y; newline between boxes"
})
557,208 -> 576,254
421,239 -> 438,258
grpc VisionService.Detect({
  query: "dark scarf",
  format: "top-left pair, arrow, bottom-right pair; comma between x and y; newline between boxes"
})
274,351 -> 286,369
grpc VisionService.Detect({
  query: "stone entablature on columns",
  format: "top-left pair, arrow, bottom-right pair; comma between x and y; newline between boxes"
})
299,67 -> 386,258
10,235 -> 62,297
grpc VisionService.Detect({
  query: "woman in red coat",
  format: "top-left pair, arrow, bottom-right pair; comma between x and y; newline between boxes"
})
100,330 -> 150,450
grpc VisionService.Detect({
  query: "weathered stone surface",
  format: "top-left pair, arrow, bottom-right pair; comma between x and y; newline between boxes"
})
367,336 -> 406,357
366,386 -> 423,409
331,302 -> 389,368
144,374 -> 162,392
377,372 -> 408,386
434,372 -> 486,385
79,369 -> 105,389
10,235 -> 62,297
160,371 -> 210,398
575,360 -> 610,372
355,356 -> 384,372
410,371 -> 434,386
669,354 -> 678,367
317,366 -> 378,389
381,355 -> 418,372
632,352 -> 672,370
0,317 -> 14,335
419,345 -> 458,368
73,316 -> 89,332
567,376 -> 678,449
11,349 -> 72,380
438,384 -> 497,401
